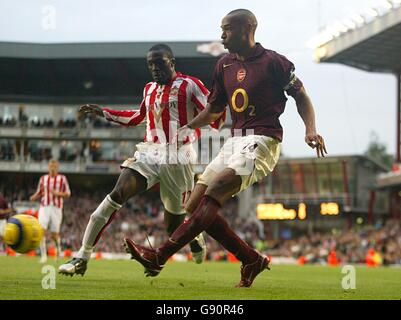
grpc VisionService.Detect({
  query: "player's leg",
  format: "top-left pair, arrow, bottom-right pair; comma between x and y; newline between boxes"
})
164,210 -> 185,236
77,168 -> 146,260
49,207 -> 63,260
163,208 -> 206,264
186,182 -> 256,264
38,206 -> 50,263
156,168 -> 241,263
185,184 -> 208,263
39,233 -> 48,263
203,171 -> 260,264
59,168 -> 147,275
203,136 -> 280,265
50,232 -> 60,260
158,164 -> 206,264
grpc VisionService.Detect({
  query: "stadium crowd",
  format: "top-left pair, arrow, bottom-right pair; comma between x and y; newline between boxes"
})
266,221 -> 401,265
1,180 -> 400,265
0,112 -> 114,129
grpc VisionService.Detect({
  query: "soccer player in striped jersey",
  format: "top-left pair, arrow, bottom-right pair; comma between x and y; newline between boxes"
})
59,44 -> 223,276
30,159 -> 71,263
124,9 -> 327,288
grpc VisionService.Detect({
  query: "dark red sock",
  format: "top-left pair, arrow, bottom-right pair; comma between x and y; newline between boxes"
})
206,213 -> 258,264
158,195 -> 220,263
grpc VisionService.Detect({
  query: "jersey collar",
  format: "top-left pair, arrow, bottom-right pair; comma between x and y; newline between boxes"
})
229,43 -> 265,62
163,71 -> 182,86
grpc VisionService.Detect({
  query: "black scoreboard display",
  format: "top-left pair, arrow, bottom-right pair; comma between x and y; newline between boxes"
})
257,202 -> 340,220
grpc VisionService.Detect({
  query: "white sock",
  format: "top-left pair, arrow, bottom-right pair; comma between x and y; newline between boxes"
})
75,195 -> 122,261
40,237 -> 47,261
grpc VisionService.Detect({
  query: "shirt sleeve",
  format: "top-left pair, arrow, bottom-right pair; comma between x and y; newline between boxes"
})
207,59 -> 228,110
188,77 -> 209,111
271,53 -> 303,98
102,101 -> 146,126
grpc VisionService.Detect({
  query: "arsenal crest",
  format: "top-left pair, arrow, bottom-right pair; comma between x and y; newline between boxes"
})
237,69 -> 246,82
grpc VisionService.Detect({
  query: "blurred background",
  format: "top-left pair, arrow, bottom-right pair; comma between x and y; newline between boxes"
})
0,0 -> 400,266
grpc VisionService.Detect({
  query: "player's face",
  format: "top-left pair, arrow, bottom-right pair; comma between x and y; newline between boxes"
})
221,16 -> 245,53
147,50 -> 175,85
48,161 -> 59,174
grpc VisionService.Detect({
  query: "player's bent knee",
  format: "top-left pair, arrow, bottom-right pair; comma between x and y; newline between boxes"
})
205,169 -> 241,203
204,190 -> 225,205
109,188 -> 124,204
205,179 -> 228,198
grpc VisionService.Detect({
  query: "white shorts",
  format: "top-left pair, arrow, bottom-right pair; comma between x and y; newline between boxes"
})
38,206 -> 63,233
0,219 -> 6,237
121,142 -> 196,214
197,135 -> 281,194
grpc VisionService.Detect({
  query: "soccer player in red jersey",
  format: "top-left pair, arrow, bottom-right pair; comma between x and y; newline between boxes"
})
124,9 -> 327,287
59,44 -> 223,276
30,159 -> 71,263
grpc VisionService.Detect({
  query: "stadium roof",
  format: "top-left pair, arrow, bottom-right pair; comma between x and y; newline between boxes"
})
0,41 -> 225,104
377,171 -> 401,188
311,4 -> 401,73
0,41 -> 225,59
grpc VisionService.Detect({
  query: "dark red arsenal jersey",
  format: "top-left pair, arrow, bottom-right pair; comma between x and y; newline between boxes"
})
208,43 -> 303,142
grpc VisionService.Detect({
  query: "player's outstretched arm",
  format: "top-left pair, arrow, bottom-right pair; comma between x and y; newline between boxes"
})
79,104 -> 145,127
294,87 -> 327,158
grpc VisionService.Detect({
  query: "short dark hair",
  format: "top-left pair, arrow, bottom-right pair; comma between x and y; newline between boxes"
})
148,44 -> 174,59
227,9 -> 258,29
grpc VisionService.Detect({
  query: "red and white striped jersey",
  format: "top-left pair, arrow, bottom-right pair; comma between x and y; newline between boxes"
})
102,72 -> 225,144
36,174 -> 71,209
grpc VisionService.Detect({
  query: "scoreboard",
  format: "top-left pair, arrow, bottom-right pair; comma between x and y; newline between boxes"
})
257,202 -> 340,220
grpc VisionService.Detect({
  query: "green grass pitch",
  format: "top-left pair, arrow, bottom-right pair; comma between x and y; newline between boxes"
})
0,256 -> 400,300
